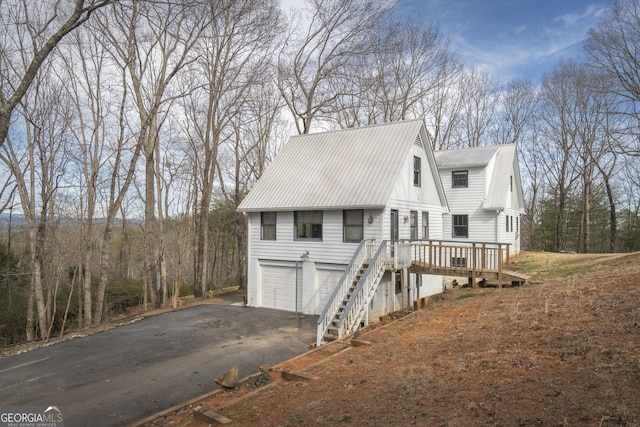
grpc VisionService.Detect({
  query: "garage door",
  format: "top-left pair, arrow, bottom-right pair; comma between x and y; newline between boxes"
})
260,265 -> 297,311
317,268 -> 346,314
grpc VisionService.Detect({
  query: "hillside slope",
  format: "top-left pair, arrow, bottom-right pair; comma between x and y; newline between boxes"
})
143,251 -> 640,426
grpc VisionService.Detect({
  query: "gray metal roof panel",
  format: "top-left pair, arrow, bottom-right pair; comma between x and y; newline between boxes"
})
435,144 -> 519,210
238,120 -> 425,212
434,145 -> 501,168
483,145 -> 515,209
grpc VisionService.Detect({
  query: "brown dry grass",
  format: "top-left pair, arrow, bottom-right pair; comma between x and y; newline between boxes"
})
138,251 -> 640,427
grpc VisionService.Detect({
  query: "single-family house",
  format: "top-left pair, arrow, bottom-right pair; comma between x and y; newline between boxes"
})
237,120 -> 448,317
237,119 -> 526,344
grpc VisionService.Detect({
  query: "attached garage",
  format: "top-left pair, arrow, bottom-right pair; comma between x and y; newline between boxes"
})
259,264 -> 298,311
316,267 -> 345,314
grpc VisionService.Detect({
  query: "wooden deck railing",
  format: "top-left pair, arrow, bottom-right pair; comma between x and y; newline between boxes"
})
406,240 -> 512,287
316,239 -> 519,346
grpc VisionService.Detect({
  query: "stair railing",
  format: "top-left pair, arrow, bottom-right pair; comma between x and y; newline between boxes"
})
316,239 -> 374,347
335,240 -> 388,340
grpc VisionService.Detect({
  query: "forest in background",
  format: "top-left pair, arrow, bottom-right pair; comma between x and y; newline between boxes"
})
0,0 -> 639,346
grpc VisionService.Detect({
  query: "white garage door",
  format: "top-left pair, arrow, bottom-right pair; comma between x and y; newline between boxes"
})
260,265 -> 297,311
316,268 -> 345,314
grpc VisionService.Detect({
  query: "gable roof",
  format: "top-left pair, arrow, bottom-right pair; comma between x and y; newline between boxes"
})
435,144 -> 501,168
238,119 -> 447,212
435,144 -> 524,212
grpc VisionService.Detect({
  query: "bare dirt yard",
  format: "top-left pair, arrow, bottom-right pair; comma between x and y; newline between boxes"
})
138,251 -> 640,427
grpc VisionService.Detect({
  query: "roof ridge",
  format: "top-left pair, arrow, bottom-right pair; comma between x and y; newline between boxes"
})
291,119 -> 424,139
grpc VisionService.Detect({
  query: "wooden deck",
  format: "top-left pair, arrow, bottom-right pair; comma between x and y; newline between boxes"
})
394,240 -> 529,288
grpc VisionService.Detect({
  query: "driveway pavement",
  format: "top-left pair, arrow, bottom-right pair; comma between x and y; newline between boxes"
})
0,304 -> 316,427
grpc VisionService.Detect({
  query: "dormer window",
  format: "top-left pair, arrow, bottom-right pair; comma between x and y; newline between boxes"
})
452,170 -> 468,188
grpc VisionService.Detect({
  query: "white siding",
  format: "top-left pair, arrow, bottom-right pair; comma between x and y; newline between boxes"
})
250,210 -> 360,264
246,209 -> 386,313
383,146 -> 447,241
440,166 -> 498,242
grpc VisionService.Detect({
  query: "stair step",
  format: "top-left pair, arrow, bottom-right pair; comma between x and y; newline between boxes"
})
322,335 -> 337,343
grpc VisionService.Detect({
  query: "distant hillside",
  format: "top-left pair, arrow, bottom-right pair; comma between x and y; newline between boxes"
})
0,213 -> 140,229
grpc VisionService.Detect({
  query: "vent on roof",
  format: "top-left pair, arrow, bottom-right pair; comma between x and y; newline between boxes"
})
414,135 -> 423,148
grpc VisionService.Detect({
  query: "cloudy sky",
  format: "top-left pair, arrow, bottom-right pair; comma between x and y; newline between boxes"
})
398,0 -> 610,80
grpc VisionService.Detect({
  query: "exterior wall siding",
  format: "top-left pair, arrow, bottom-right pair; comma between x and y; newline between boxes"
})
246,209 -> 386,312
440,166 -> 498,242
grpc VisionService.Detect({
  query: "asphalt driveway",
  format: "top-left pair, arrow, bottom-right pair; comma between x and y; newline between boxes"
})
0,304 -> 316,427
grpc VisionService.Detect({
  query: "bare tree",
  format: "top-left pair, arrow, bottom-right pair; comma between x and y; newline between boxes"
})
0,66 -> 72,340
278,0 -> 392,134
57,29 -> 108,326
586,0 -> 640,157
182,0 -> 282,297
221,86 -> 287,288
492,77 -> 538,146
332,17 -> 454,128
537,61 -> 582,252
422,59 -> 465,150
98,0 -> 208,308
367,19 -> 452,124
456,67 -> 498,147
0,0 -> 113,149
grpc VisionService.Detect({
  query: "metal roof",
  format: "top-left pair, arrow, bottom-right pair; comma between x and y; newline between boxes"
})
435,144 -> 521,211
484,145 -> 517,209
237,119 -> 429,212
434,145 -> 501,168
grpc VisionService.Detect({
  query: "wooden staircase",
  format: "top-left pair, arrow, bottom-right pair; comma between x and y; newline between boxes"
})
322,264 -> 368,343
316,239 -> 529,346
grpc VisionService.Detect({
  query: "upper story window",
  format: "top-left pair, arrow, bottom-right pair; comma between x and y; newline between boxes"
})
410,211 -> 418,239
452,170 -> 468,188
452,214 -> 468,238
510,175 -> 513,192
295,210 -> 322,240
343,209 -> 364,242
413,156 -> 421,187
261,212 -> 276,240
422,211 -> 429,239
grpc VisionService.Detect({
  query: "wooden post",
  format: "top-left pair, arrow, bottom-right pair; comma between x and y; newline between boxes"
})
406,268 -> 411,310
471,243 -> 477,288
497,244 -> 503,289
481,243 -> 486,271
400,271 -> 404,309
